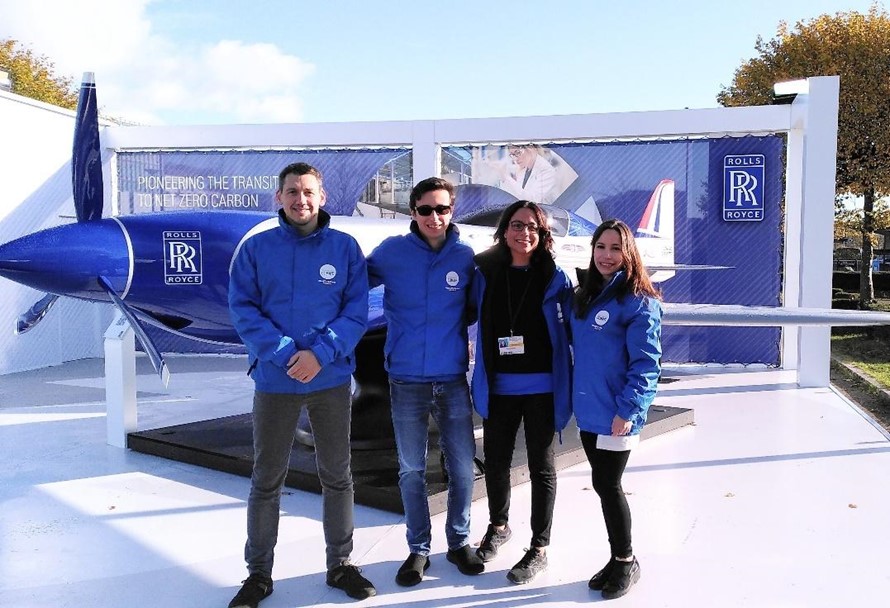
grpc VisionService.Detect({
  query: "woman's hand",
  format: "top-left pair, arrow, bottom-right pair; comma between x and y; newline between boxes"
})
611,415 -> 632,436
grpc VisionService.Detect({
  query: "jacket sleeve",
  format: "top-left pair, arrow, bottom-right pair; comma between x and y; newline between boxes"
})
557,268 -> 574,343
308,238 -> 369,367
228,241 -> 297,368
469,266 -> 485,328
468,266 -> 486,360
615,297 -> 663,422
367,242 -> 385,289
464,266 -> 478,326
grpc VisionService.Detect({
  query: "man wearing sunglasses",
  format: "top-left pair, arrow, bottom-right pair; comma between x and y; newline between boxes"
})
367,177 -> 484,586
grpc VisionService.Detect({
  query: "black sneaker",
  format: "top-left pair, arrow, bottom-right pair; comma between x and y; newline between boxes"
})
601,556 -> 641,599
327,563 -> 377,600
588,557 -> 616,590
395,553 -> 430,587
446,544 -> 485,575
228,573 -> 273,608
476,524 -> 512,562
507,547 -> 548,584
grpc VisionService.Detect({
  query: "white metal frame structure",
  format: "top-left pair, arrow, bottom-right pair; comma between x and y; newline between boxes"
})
100,75 -> 840,444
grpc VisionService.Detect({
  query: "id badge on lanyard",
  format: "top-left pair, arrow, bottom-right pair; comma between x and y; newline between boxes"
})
498,335 -> 525,356
500,269 -> 532,357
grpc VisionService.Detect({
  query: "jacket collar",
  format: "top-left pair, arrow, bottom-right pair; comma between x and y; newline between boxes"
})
597,270 -> 628,301
474,244 -> 556,278
408,221 -> 459,250
277,208 -> 331,238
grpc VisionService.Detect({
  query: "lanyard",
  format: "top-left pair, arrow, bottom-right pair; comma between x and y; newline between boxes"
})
506,267 -> 533,337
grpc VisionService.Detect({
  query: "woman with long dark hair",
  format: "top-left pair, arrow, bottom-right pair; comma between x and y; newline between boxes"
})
471,200 -> 573,585
572,219 -> 662,600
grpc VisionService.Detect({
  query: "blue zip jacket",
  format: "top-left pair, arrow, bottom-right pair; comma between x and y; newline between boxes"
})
571,271 -> 662,436
470,246 -> 574,432
367,223 -> 476,381
228,209 -> 369,394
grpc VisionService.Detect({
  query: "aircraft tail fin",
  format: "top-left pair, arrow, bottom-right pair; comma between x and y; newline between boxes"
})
72,72 -> 103,223
636,179 -> 674,240
635,179 -> 676,283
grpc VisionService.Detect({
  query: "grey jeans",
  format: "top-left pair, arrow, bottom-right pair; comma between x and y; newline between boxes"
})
244,384 -> 354,574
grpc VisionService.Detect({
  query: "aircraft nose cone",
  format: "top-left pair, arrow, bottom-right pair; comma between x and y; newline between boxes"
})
0,221 -> 129,299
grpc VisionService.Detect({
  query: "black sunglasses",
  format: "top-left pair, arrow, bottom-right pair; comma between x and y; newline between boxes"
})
415,204 -> 452,216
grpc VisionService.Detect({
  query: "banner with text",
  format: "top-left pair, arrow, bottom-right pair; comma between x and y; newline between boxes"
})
445,136 -> 785,366
119,137 -> 785,365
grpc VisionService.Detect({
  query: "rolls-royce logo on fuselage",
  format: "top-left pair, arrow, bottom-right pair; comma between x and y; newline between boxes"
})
164,230 -> 202,284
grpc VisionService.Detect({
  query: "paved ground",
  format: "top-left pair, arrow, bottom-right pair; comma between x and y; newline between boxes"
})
2,357 -> 889,607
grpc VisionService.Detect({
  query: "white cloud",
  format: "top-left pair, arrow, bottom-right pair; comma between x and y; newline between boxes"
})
0,0 -> 313,125
0,1 -> 152,77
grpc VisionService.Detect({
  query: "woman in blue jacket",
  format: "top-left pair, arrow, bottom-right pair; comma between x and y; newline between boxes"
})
471,200 -> 573,585
571,219 -> 662,600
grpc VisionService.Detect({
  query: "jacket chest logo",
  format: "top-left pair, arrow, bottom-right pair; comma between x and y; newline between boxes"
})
445,270 -> 460,291
319,263 -> 337,285
593,310 -> 610,328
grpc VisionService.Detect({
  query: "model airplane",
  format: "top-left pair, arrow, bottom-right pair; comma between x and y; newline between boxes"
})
3,74 -> 890,389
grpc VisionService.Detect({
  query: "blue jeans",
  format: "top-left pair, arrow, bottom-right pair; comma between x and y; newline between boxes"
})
245,384 -> 354,575
389,378 -> 477,555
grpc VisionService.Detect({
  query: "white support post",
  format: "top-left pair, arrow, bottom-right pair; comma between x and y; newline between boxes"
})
796,76 -> 840,387
411,121 -> 439,184
104,311 -> 137,447
782,85 -> 807,373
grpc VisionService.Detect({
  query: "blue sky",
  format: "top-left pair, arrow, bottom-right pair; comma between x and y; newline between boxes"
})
0,0 -> 883,125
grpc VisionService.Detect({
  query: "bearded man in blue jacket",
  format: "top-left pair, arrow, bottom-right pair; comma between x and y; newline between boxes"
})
367,177 -> 484,587
227,162 -> 375,608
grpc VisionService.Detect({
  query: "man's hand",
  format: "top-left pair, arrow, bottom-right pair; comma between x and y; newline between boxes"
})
287,350 -> 321,383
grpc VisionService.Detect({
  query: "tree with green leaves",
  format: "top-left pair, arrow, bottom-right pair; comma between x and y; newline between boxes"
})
0,39 -> 77,110
718,4 -> 890,308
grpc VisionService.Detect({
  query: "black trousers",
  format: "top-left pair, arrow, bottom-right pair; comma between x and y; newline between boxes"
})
580,431 -> 633,559
482,393 -> 556,548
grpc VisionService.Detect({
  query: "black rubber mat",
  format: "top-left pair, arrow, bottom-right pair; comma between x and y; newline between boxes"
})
128,404 -> 693,514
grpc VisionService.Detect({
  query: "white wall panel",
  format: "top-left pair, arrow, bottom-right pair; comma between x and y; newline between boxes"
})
0,91 -> 108,376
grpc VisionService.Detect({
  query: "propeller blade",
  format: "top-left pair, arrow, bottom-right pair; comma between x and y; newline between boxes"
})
97,275 -> 170,387
72,72 -> 103,223
15,293 -> 60,334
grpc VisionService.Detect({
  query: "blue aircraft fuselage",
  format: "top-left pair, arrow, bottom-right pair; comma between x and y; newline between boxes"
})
0,211 -> 276,344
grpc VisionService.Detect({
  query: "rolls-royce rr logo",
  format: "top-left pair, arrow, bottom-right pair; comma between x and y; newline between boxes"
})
164,231 -> 202,284
723,154 -> 764,222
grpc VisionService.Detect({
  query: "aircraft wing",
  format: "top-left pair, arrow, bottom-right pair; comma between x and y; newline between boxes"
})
647,264 -> 732,272
663,303 -> 890,326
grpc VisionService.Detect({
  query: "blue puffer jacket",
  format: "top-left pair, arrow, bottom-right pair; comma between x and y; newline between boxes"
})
367,223 -> 476,381
471,246 -> 574,432
228,209 -> 369,394
571,271 -> 662,436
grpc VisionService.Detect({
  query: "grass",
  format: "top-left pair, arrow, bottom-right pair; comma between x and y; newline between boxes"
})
829,296 -> 890,432
831,332 -> 890,387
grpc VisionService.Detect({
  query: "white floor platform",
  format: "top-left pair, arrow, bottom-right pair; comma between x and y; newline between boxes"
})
2,357 -> 889,607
